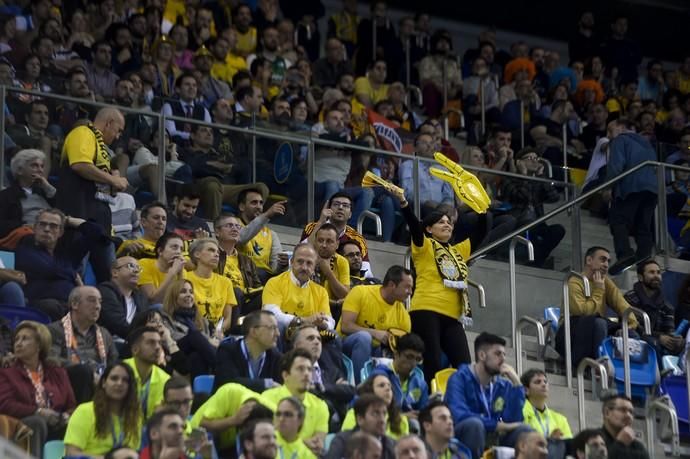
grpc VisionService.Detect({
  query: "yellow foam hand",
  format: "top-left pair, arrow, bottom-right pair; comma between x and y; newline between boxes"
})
429,152 -> 491,214
361,171 -> 405,198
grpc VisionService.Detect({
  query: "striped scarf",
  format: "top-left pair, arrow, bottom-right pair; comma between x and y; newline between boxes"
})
62,313 -> 106,365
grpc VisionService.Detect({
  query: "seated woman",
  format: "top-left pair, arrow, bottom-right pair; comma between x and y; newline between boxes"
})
64,363 -> 141,458
161,279 -> 218,377
0,321 -> 76,458
187,238 -> 237,333
275,397 -> 317,459
129,309 -> 190,377
341,372 -> 409,439
138,232 -> 187,304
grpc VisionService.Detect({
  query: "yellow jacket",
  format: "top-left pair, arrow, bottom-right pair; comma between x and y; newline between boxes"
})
566,275 -> 638,328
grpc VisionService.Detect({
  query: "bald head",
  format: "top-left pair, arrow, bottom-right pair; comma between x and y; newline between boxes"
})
94,107 -> 125,144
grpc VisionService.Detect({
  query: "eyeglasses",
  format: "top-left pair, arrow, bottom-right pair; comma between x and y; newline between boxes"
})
36,221 -> 61,230
255,324 -> 280,332
114,262 -> 141,273
330,201 -> 351,209
166,398 -> 193,407
400,352 -> 424,363
275,411 -> 296,418
343,252 -> 362,258
218,222 -> 242,230
521,155 -> 539,161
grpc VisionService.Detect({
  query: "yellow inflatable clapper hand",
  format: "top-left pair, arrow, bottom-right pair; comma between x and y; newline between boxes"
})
429,152 -> 491,214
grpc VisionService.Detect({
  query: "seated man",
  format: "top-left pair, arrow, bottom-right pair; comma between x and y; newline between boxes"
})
140,408 -> 188,459
239,419 -> 278,459
97,256 -> 149,339
420,401 -> 466,459
138,233 -> 187,303
16,209 -> 109,320
555,246 -> 639,369
520,368 -> 572,455
311,223 -> 350,319
301,192 -> 373,277
339,240 -> 381,287
291,324 -> 356,425
6,101 -> 54,163
338,265 -> 413,381
324,394 -> 396,459
48,286 -> 119,402
445,332 -> 528,459
165,187 -> 212,241
262,243 -> 334,332
624,259 -> 684,357
375,333 -> 428,417
600,393 -> 649,459
124,326 -> 171,421
215,310 -> 282,392
191,382 -> 274,452
261,348 -> 329,456
0,148 -> 55,245
116,202 -> 168,259
514,431 -> 549,459
161,72 -> 212,146
572,429 -> 608,459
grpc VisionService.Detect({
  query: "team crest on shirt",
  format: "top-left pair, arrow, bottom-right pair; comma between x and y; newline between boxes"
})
377,314 -> 386,324
252,241 -> 263,256
297,301 -> 304,310
493,397 -> 504,412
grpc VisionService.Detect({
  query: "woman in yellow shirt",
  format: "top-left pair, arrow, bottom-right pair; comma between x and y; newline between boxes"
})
274,397 -> 317,459
64,363 -> 141,458
389,187 -> 487,383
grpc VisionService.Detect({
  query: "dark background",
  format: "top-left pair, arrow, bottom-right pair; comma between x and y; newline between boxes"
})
388,0 -> 690,61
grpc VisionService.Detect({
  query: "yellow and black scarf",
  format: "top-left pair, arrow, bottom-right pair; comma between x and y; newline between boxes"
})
431,238 -> 472,324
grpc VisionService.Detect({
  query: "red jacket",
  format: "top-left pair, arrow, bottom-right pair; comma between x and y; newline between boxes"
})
0,362 -> 76,418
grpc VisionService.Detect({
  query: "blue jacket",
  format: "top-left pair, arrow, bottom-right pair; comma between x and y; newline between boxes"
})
374,363 -> 429,412
444,364 -> 525,432
606,132 -> 657,200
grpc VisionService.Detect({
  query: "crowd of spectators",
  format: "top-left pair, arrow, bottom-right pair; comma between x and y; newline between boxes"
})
0,0 -> 690,458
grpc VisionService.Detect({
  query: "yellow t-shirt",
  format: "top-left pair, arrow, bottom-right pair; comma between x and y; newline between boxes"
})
186,270 -> 237,324
679,71 -> 690,95
239,225 -> 273,272
522,399 -> 573,439
409,236 -> 471,319
354,77 -> 389,105
336,285 -> 411,346
116,237 -> 157,259
319,254 -> 350,300
221,253 -> 245,291
340,407 -> 409,440
61,125 -> 111,172
64,402 -> 141,455
235,27 -> 257,57
262,385 -> 328,440
123,358 -> 170,421
262,271 -> 331,319
138,258 -> 169,288
191,383 -> 275,449
277,432 -> 317,459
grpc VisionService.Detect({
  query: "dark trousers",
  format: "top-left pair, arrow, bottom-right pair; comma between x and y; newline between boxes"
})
529,223 -> 566,265
608,191 -> 657,260
555,315 -> 608,369
178,330 -> 217,377
410,309 -> 471,384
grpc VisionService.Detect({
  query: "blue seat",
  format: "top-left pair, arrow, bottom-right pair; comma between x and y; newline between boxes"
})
598,337 -> 659,403
341,354 -> 355,385
360,357 -> 393,382
543,306 -> 560,333
83,261 -> 97,286
193,374 -> 215,395
661,374 -> 689,436
0,250 -> 15,269
0,305 -> 51,328
324,433 -> 336,453
43,439 -> 64,459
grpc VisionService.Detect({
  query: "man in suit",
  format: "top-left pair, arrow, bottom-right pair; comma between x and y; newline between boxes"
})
291,324 -> 356,426
214,310 -> 282,391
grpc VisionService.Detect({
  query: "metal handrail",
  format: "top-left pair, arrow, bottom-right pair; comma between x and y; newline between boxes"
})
576,357 -> 609,431
515,316 -> 545,377
356,209 -> 382,238
407,85 -> 423,107
509,236 -> 534,349
467,279 -> 486,309
621,307 -> 652,398
646,396 -> 680,457
563,271 -> 591,389
539,157 -> 553,179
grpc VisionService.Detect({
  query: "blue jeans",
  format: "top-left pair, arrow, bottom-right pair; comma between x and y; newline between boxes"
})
342,331 -> 381,383
0,281 -> 25,306
455,416 -> 532,459
373,188 -> 401,242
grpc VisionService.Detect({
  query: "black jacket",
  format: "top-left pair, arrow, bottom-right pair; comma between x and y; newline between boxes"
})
97,281 -> 150,339
214,338 -> 283,392
314,344 -> 356,405
0,182 -> 54,239
601,425 -> 650,459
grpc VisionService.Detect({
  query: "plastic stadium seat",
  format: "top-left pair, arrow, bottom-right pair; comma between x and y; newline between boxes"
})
0,305 -> 51,328
324,433 -> 336,453
543,307 -> 560,333
430,368 -> 455,395
83,261 -> 97,286
193,375 -> 215,395
342,355 -> 355,385
598,337 -> 659,403
0,250 -> 15,269
360,357 -> 393,382
661,374 -> 689,436
43,440 -> 64,459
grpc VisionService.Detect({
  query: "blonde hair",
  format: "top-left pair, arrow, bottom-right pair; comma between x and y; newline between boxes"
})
188,237 -> 219,265
162,279 -> 206,330
14,321 -> 52,361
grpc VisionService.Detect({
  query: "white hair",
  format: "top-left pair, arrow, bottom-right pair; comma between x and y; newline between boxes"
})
10,149 -> 45,177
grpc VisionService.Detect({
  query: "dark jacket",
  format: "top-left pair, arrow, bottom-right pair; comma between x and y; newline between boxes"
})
503,176 -> 560,225
324,430 -> 396,459
606,132 -> 657,200
0,182 -> 54,238
313,344 -> 356,405
214,338 -> 283,392
97,281 -> 150,339
624,282 -> 675,337
0,362 -> 76,418
601,425 -> 650,459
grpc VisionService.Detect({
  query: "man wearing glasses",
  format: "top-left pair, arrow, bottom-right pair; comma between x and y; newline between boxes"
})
98,256 -> 149,339
600,393 -> 648,459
